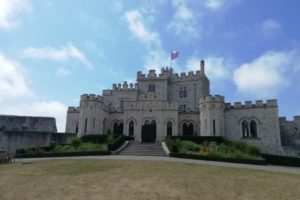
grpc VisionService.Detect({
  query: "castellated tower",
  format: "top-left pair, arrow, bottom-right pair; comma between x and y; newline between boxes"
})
78,94 -> 108,137
199,95 -> 225,136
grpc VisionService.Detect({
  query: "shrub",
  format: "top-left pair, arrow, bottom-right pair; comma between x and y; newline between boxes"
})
35,147 -> 46,154
180,140 -> 200,152
52,145 -> 65,153
164,137 -> 174,152
62,145 -> 76,152
231,140 -> 248,153
24,149 -> 34,155
70,137 -> 81,149
207,151 -> 224,158
77,143 -> 105,152
228,151 -> 254,160
106,134 -> 115,144
246,145 -> 261,156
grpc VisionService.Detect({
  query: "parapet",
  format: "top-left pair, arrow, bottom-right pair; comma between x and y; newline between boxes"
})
112,81 -> 137,91
199,95 -> 225,104
80,94 -> 103,102
171,70 -> 202,82
225,99 -> 278,109
67,107 -> 80,112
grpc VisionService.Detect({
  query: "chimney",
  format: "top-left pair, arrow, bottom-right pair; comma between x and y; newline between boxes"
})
200,60 -> 205,74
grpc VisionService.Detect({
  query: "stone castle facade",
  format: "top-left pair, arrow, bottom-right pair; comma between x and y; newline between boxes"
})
66,60 -> 300,156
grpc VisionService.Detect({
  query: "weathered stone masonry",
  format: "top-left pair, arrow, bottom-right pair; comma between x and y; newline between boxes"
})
66,60 -> 299,156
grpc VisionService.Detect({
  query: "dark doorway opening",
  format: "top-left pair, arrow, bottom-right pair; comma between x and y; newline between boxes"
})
141,120 -> 156,143
167,121 -> 172,136
183,123 -> 194,136
129,121 -> 134,136
113,122 -> 124,135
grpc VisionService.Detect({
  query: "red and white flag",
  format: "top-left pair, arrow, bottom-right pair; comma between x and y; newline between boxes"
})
171,51 -> 179,60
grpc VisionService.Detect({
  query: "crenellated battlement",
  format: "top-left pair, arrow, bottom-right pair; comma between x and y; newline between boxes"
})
67,106 -> 80,112
80,94 -> 104,102
199,95 -> 225,104
225,99 -> 278,109
280,116 -> 300,123
112,81 -> 137,91
137,67 -> 204,82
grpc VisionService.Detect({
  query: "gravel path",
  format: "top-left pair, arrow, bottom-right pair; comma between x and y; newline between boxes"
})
16,155 -> 300,175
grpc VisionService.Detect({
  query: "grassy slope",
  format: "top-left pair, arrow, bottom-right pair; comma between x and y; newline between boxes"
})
0,160 -> 299,200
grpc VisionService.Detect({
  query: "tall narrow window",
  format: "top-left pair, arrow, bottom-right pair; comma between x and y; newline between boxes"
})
75,123 -> 79,134
250,120 -> 257,138
167,121 -> 172,136
183,87 -> 187,97
213,119 -> 216,135
129,121 -> 134,136
242,120 -> 249,138
103,119 -> 106,134
84,118 -> 88,133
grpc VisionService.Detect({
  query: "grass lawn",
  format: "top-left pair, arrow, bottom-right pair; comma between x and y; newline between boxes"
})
0,160 -> 299,200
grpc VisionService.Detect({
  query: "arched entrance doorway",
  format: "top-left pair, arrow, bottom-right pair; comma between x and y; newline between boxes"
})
141,120 -> 156,143
113,122 -> 123,135
183,122 -> 194,136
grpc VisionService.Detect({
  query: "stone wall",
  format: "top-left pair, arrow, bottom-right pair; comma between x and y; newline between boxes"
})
0,130 -> 51,151
279,116 -> 300,156
224,100 -> 282,154
0,115 -> 57,132
0,131 -> 75,152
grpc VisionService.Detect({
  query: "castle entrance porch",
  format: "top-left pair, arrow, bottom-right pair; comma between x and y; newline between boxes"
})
183,123 -> 194,136
141,120 -> 156,143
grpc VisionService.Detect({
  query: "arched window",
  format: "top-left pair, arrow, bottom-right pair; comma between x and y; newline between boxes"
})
213,119 -> 216,135
103,119 -> 106,134
167,121 -> 172,136
144,120 -> 150,125
119,123 -> 124,135
84,118 -> 88,133
242,120 -> 249,138
129,121 -> 134,136
75,122 -> 79,134
113,122 -> 124,135
151,120 -> 156,125
113,122 -> 118,134
250,120 -> 257,138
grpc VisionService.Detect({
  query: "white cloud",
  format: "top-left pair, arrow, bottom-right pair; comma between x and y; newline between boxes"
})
186,56 -> 233,80
0,101 -> 67,132
22,43 -> 93,69
0,53 -> 34,101
261,19 -> 282,36
204,0 -> 226,11
233,50 -> 299,98
124,10 -> 160,47
56,67 -> 70,77
167,0 -> 199,39
0,51 -> 67,132
0,0 -> 32,30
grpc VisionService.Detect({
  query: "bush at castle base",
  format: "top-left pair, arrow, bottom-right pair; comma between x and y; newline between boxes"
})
165,136 -> 262,160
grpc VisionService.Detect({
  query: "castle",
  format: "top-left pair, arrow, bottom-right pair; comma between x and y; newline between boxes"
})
66,60 -> 300,156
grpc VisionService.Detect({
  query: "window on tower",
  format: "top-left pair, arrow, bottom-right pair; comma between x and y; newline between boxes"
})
148,84 -> 155,92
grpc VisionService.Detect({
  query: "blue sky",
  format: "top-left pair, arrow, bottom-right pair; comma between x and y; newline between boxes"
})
0,0 -> 300,131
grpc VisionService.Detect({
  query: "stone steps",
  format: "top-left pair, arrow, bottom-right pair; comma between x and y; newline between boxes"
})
118,142 -> 167,156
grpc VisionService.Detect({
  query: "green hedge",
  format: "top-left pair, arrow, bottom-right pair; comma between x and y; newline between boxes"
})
16,151 -> 110,158
170,153 -> 267,165
262,154 -> 300,167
